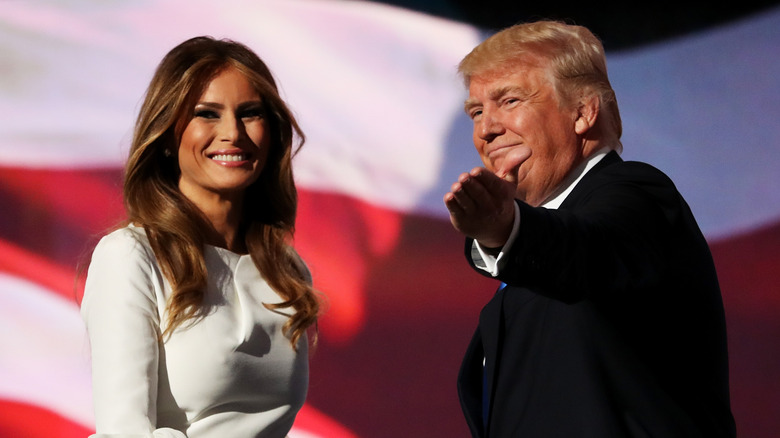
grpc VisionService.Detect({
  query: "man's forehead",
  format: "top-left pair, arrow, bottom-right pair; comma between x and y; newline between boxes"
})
470,65 -> 516,84
470,70 -> 519,89
466,65 -> 548,101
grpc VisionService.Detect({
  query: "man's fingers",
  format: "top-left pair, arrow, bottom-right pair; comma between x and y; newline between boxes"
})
445,175 -> 478,213
443,190 -> 464,215
469,168 -> 514,205
453,172 -> 488,209
444,187 -> 476,236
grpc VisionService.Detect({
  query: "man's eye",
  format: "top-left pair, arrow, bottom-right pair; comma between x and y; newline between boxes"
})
194,110 -> 219,119
470,109 -> 482,120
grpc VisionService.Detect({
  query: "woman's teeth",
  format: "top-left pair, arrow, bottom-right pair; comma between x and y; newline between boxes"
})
211,154 -> 246,162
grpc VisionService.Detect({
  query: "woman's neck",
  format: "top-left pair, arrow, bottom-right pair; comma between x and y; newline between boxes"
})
186,191 -> 247,253
203,211 -> 246,253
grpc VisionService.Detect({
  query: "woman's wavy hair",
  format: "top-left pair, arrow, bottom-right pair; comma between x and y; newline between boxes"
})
458,20 -> 623,148
124,36 -> 319,347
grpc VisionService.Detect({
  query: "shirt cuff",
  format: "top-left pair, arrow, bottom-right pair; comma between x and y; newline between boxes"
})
473,202 -> 521,277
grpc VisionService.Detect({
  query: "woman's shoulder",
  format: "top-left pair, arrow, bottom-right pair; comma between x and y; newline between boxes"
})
92,224 -> 154,261
82,225 -> 163,313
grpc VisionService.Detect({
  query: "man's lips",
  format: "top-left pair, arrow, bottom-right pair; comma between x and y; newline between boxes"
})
492,146 -> 532,179
486,144 -> 516,159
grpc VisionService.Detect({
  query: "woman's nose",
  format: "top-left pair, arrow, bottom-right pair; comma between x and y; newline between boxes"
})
218,114 -> 244,142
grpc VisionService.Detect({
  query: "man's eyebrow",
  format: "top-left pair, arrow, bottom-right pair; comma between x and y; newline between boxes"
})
489,85 -> 528,101
464,85 -> 529,113
464,98 -> 481,113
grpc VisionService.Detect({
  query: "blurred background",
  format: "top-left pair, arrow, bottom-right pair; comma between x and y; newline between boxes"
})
1,0 -> 779,437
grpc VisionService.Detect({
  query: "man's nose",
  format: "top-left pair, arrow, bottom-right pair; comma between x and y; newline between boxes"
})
477,111 -> 504,142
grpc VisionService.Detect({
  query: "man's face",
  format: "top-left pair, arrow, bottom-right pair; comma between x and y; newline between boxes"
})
465,60 -> 584,207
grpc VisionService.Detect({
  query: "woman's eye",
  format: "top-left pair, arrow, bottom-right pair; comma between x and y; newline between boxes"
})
194,109 -> 219,119
241,108 -> 264,119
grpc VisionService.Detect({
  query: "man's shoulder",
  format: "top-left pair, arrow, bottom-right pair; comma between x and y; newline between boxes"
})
589,156 -> 676,188
564,156 -> 682,210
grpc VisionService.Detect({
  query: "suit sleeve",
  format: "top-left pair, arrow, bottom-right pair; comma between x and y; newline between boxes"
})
80,230 -> 187,438
495,165 -> 682,303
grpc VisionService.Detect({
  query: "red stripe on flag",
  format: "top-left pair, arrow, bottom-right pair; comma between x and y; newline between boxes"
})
711,221 -> 780,319
0,167 -> 125,235
0,399 -> 93,438
296,189 -> 403,344
0,238 -> 83,304
294,404 -> 359,438
710,221 -> 780,437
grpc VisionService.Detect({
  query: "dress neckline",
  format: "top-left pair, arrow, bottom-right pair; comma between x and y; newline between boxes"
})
207,244 -> 250,259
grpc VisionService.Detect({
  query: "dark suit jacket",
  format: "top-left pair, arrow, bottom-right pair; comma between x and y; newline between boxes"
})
457,152 -> 736,437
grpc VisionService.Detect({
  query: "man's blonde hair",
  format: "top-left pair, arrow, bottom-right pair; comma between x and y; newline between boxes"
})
459,20 -> 622,141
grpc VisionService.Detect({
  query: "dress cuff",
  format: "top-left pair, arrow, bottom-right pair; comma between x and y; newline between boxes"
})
89,428 -> 187,438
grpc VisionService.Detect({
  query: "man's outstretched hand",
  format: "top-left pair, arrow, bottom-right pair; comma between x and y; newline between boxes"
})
443,167 -> 516,249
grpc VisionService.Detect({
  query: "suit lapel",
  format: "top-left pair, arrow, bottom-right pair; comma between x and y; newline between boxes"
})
479,284 -> 507,436
560,150 -> 622,209
458,327 -> 486,437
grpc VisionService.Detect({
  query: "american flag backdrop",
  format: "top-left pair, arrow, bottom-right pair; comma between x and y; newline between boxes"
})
1,1 -> 779,437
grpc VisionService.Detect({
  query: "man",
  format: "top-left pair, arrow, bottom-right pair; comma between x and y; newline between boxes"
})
444,20 -> 736,437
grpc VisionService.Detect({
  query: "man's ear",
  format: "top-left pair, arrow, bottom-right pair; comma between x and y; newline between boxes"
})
574,93 -> 600,135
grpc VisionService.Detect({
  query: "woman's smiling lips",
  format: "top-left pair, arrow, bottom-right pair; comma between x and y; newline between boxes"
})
207,150 -> 251,166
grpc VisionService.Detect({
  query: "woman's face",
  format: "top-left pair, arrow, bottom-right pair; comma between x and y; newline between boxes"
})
177,66 -> 270,205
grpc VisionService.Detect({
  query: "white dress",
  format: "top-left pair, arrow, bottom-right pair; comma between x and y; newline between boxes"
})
81,225 -> 309,438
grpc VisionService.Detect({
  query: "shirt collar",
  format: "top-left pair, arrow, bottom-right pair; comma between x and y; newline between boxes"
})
541,147 -> 615,210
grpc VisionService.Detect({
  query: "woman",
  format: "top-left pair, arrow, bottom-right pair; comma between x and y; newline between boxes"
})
80,36 -> 320,438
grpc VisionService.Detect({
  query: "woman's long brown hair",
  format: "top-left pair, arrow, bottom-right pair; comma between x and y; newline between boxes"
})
123,36 -> 319,347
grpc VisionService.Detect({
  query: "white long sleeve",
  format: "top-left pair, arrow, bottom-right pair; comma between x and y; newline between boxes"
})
81,228 -> 179,437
